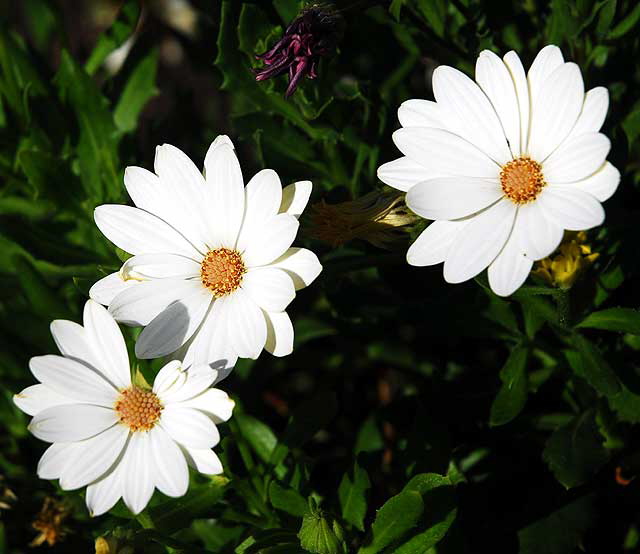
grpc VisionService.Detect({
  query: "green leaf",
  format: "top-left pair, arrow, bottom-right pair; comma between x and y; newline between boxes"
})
518,495 -> 595,554
114,50 -> 159,133
577,307 -> 640,335
358,491 -> 423,554
608,1 -> 640,38
85,0 -> 141,75
268,481 -> 307,517
235,413 -> 278,463
570,334 -> 621,396
389,0 -> 407,20
298,506 -> 347,554
54,50 -> 120,201
338,459 -> 371,531
273,0 -> 303,23
542,409 -> 609,489
393,474 -> 457,553
147,476 -> 228,533
490,345 -> 529,426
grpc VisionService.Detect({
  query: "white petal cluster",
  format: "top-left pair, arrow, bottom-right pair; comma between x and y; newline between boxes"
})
13,300 -> 234,516
91,136 -> 321,368
378,45 -> 619,296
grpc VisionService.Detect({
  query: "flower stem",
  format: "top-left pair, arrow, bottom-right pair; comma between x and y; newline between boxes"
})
556,288 -> 572,328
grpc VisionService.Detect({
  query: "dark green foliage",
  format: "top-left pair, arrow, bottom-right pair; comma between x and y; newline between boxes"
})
1,1 -> 640,553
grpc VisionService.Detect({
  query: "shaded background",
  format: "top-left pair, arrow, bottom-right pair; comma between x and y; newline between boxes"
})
1,0 -> 640,552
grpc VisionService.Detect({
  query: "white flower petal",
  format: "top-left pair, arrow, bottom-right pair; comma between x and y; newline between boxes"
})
154,144 -> 210,248
527,62 -> 584,162
444,199 -> 517,283
432,65 -> 512,164
264,310 -> 294,357
377,157 -> 433,192
241,213 -> 299,268
393,127 -> 500,178
487,229 -> 533,297
566,87 -> 609,140
85,453 -> 125,517
83,300 -> 131,389
122,432 -> 155,515
37,443 -> 77,480
94,205 -> 200,259
268,247 -> 322,291
149,426 -> 188,498
160,406 -> 220,448
203,140 -> 245,248
172,300 -> 238,378
476,50 -> 521,157
160,364 -> 219,404
513,202 -> 563,260
397,99 -> 445,128
29,355 -> 117,406
121,253 -> 201,281
59,425 -> 129,490
135,285 -> 212,359
570,161 -> 620,202
537,185 -> 605,231
406,220 -> 468,266
502,51 -> 530,158
89,272 -> 138,306
124,165 -> 208,253
178,388 -> 235,423
109,279 -> 205,327
50,319 -> 98,371
181,447 -> 223,475
224,289 -> 268,360
236,169 -> 283,252
406,177 -> 502,220
527,44 -> 564,111
29,404 -> 118,443
14,384 -> 75,416
280,181 -> 312,218
543,133 -> 610,183
242,267 -> 295,312
152,360 -> 185,396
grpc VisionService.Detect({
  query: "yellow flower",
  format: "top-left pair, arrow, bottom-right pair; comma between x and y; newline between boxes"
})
95,536 -> 134,554
532,231 -> 599,289
30,497 -> 70,547
309,190 -> 419,249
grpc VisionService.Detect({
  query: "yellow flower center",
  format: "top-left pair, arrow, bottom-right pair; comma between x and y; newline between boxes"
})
200,248 -> 246,297
500,157 -> 546,204
115,387 -> 163,432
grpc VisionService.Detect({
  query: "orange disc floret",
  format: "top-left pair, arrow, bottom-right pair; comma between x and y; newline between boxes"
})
500,157 -> 546,204
201,248 -> 246,297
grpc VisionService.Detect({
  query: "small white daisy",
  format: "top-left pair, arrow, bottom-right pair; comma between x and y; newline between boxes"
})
378,45 -> 619,296
13,300 -> 234,516
90,135 -> 322,366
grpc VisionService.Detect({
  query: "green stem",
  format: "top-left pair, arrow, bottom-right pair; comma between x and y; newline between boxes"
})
556,288 -> 572,328
136,510 -> 155,529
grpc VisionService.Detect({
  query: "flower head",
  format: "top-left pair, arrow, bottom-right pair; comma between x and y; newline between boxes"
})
13,300 -> 234,517
377,45 -> 620,296
30,497 -> 70,547
309,190 -> 419,249
90,136 -> 322,365
532,231 -> 599,289
255,4 -> 343,97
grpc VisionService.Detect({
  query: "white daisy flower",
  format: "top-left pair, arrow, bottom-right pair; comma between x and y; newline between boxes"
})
13,300 -> 234,517
90,135 -> 322,366
378,45 -> 619,296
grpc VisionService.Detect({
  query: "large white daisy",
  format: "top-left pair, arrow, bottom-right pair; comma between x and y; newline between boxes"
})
378,45 -> 619,296
13,300 -> 234,516
90,135 -> 322,366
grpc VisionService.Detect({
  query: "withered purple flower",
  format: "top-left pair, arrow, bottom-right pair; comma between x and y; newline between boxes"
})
255,5 -> 343,98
